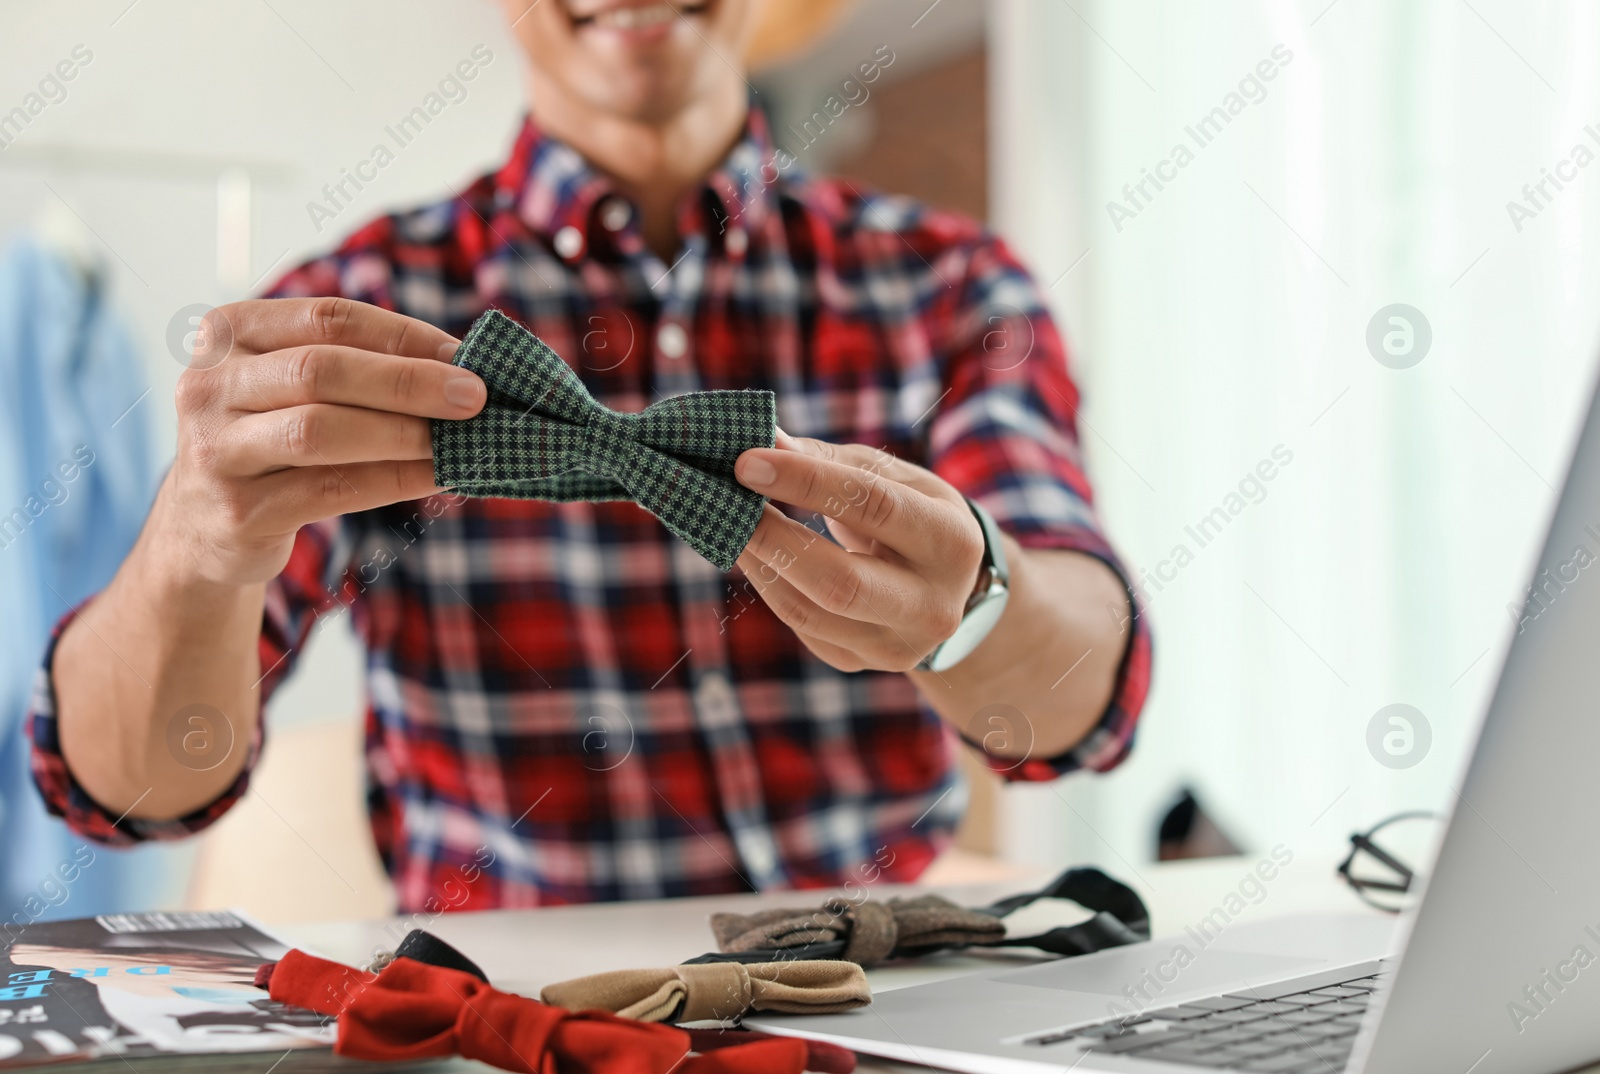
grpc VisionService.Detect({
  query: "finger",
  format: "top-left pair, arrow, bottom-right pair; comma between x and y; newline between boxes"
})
737,445 -> 947,563
778,430 -> 956,501
214,297 -> 461,363
823,513 -> 877,555
737,550 -> 890,650
795,635 -> 875,673
737,553 -> 912,672
741,505 -> 911,626
779,622 -> 874,672
220,345 -> 485,418
223,405 -> 433,472
247,459 -> 444,532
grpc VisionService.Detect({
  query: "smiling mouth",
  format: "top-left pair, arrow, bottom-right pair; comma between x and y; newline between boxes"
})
571,1 -> 710,30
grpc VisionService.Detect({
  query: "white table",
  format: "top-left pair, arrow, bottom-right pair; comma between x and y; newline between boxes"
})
279,856 -> 1398,1073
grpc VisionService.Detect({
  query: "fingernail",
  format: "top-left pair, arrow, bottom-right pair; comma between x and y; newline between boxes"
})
438,341 -> 461,361
740,455 -> 777,487
443,373 -> 484,409
775,428 -> 813,454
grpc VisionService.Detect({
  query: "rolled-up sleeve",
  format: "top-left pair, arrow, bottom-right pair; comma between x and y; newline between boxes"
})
28,516 -> 349,845
926,233 -> 1152,783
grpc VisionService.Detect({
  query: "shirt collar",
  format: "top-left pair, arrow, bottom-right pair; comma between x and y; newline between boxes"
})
491,103 -> 785,245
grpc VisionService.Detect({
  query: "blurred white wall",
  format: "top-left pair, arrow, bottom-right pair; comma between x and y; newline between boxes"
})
991,0 -> 1600,887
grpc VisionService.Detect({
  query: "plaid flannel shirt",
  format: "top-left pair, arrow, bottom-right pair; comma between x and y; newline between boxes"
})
29,109 -> 1152,910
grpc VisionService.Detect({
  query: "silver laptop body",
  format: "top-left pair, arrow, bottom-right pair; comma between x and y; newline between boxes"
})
748,372 -> 1600,1073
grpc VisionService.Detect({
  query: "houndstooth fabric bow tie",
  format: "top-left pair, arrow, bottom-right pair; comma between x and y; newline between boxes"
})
432,311 -> 776,570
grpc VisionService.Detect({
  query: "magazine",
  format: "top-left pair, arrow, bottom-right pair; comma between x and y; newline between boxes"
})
0,909 -> 437,1071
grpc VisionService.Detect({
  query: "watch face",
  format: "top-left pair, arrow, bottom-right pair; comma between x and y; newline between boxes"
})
929,589 -> 1011,671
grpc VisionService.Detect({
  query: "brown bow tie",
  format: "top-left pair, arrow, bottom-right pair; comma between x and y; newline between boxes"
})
711,894 -> 1006,967
702,867 -> 1152,968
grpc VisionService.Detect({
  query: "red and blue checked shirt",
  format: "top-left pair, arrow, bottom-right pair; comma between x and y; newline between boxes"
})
29,109 -> 1151,911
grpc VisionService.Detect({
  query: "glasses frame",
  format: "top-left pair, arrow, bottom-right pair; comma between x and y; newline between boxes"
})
1336,810 -> 1440,914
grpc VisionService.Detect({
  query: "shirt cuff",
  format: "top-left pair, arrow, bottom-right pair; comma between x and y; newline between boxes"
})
959,528 -> 1151,783
27,598 -> 263,845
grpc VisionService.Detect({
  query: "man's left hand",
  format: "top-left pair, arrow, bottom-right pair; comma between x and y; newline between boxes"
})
734,431 -> 985,672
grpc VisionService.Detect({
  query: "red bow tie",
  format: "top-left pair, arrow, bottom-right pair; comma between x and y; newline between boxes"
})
261,949 -> 822,1074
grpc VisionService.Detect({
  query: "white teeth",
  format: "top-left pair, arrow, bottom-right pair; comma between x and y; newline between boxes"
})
593,3 -> 678,29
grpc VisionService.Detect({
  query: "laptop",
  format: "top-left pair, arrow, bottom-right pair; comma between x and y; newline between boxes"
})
746,375 -> 1600,1073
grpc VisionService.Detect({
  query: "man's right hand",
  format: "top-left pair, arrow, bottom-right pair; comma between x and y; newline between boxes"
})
163,297 -> 485,585
52,297 -> 483,823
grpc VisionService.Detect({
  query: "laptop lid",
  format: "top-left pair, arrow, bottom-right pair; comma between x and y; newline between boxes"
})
1356,367 -> 1600,1074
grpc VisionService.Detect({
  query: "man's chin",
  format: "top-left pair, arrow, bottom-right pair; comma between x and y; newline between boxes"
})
609,96 -> 706,127
574,65 -> 718,124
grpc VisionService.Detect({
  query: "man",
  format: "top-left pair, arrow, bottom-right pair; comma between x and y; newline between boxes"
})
31,0 -> 1150,909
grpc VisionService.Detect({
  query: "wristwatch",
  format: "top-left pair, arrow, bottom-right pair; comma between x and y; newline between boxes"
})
916,499 -> 1010,672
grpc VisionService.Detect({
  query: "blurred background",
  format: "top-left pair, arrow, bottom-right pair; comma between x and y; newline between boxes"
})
0,0 -> 1595,924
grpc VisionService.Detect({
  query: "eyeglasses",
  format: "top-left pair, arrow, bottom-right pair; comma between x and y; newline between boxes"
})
1337,811 -> 1443,914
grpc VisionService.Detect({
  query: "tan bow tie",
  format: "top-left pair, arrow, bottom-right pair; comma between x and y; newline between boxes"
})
540,959 -> 869,1024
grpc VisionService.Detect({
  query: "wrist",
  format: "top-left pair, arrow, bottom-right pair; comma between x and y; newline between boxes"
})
142,475 -> 222,593
145,470 -> 290,591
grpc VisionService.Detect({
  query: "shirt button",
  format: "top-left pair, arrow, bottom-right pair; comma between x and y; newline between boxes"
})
553,225 -> 585,260
694,671 -> 737,724
599,197 -> 632,232
657,322 -> 688,359
697,671 -> 730,702
724,227 -> 748,257
739,834 -> 778,882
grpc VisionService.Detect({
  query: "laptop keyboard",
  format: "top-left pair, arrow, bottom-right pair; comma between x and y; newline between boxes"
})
1025,962 -> 1389,1072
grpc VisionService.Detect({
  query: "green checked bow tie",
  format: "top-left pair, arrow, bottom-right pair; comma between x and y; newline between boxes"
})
432,310 -> 776,571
